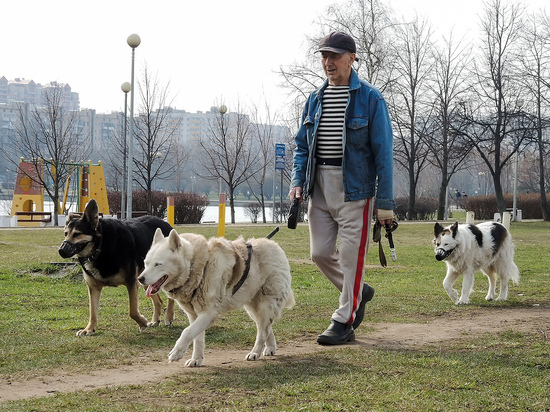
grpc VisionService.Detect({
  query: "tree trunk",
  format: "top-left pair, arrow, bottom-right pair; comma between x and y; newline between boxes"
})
229,187 -> 236,224
407,165 -> 416,220
493,169 -> 507,216
537,142 -> 550,221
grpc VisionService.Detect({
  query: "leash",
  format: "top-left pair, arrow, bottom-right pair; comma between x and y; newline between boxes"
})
266,226 -> 279,239
372,221 -> 398,267
232,242 -> 253,295
232,227 -> 279,295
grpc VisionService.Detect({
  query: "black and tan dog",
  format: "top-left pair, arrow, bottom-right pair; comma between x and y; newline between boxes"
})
59,199 -> 174,336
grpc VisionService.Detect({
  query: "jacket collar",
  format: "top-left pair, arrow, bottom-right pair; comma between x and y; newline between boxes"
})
314,69 -> 361,98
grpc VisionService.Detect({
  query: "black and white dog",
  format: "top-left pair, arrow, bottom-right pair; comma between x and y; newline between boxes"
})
433,221 -> 520,304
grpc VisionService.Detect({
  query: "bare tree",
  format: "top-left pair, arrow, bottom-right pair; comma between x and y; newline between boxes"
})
389,16 -> 435,219
198,103 -> 260,223
322,0 -> 395,90
517,9 -> 550,220
247,99 -> 279,223
132,66 -> 186,214
428,32 -> 475,219
466,0 -> 527,216
6,85 -> 87,225
103,112 -> 126,192
278,0 -> 395,106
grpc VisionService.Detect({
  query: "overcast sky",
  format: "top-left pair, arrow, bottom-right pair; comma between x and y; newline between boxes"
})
2,0 -> 548,116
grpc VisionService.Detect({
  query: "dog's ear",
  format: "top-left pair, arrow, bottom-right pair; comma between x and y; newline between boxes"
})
450,221 -> 459,237
434,222 -> 444,237
82,199 -> 99,230
153,228 -> 165,244
168,229 -> 182,252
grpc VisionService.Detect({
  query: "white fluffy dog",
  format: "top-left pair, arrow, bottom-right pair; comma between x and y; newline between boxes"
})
138,229 -> 294,367
433,221 -> 520,304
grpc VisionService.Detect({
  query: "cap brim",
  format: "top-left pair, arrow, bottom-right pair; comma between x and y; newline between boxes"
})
316,46 -> 349,54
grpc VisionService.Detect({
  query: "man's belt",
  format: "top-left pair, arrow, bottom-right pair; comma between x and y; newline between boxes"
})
316,157 -> 342,166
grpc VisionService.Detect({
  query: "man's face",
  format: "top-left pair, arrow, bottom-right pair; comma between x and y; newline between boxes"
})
321,51 -> 355,86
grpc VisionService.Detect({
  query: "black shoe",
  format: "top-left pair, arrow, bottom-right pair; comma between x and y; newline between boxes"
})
352,284 -> 375,330
317,320 -> 355,345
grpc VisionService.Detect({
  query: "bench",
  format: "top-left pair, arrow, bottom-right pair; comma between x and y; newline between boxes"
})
15,211 -> 52,223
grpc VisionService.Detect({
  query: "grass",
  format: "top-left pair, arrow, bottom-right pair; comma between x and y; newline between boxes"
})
0,221 -> 549,411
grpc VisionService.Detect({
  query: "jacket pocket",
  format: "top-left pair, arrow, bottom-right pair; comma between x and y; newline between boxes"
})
346,117 -> 368,130
304,116 -> 315,143
346,117 -> 369,148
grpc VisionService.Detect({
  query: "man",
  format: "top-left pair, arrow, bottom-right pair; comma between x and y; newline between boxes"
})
289,31 -> 395,345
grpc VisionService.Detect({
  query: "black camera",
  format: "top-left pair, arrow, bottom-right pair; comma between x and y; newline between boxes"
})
287,198 -> 300,229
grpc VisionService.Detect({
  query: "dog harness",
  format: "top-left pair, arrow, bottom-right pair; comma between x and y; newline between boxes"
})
232,243 -> 253,295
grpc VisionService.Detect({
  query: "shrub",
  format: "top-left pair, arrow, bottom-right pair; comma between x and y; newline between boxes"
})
170,192 -> 209,224
394,197 -> 438,221
244,202 -> 261,223
107,190 -> 166,217
107,190 -> 209,223
463,193 -> 550,220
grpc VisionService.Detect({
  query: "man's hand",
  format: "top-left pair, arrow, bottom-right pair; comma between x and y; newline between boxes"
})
375,209 -> 394,227
289,186 -> 303,203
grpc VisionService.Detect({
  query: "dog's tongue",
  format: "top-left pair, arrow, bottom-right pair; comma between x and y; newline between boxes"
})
145,275 -> 167,298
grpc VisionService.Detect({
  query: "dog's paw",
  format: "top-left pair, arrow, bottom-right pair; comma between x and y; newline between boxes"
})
76,329 -> 95,337
168,347 -> 185,363
147,320 -> 161,327
262,347 -> 276,357
246,352 -> 261,361
184,358 -> 204,367
456,299 -> 469,305
164,320 -> 173,326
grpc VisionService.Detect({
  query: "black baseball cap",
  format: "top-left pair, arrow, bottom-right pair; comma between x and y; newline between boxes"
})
316,31 -> 357,54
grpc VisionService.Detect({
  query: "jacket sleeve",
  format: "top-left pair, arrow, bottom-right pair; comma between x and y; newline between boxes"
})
370,97 -> 396,210
290,100 -> 311,189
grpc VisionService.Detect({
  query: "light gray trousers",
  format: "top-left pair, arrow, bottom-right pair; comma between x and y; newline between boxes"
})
308,165 -> 374,325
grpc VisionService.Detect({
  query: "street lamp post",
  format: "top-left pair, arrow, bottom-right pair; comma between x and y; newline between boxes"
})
120,82 -> 131,219
126,33 -> 141,219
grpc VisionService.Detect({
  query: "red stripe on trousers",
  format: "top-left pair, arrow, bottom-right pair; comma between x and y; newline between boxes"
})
350,198 -> 371,324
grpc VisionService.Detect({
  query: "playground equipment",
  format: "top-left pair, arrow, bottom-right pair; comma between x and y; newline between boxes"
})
10,158 -> 109,227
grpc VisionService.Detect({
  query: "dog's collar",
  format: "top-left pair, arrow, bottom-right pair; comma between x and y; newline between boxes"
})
76,223 -> 103,266
88,222 -> 103,261
232,243 -> 253,295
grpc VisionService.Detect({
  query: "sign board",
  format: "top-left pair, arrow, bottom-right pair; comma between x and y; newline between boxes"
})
275,143 -> 285,170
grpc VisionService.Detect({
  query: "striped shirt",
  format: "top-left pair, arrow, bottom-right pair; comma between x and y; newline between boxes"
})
316,85 -> 349,161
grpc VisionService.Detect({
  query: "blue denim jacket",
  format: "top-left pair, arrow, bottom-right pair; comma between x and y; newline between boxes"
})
290,69 -> 396,210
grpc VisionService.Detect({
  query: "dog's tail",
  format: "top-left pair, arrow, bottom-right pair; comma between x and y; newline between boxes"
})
286,290 -> 296,310
266,226 -> 279,239
509,261 -> 520,285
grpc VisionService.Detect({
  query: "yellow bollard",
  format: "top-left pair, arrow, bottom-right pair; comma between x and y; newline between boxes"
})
218,193 -> 226,237
167,196 -> 174,227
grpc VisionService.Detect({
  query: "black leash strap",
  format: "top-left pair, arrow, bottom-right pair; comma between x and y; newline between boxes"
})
232,227 -> 279,295
266,226 -> 279,239
373,221 -> 398,267
232,243 -> 253,295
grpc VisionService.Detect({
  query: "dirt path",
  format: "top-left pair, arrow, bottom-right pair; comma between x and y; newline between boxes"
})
1,306 -> 548,402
